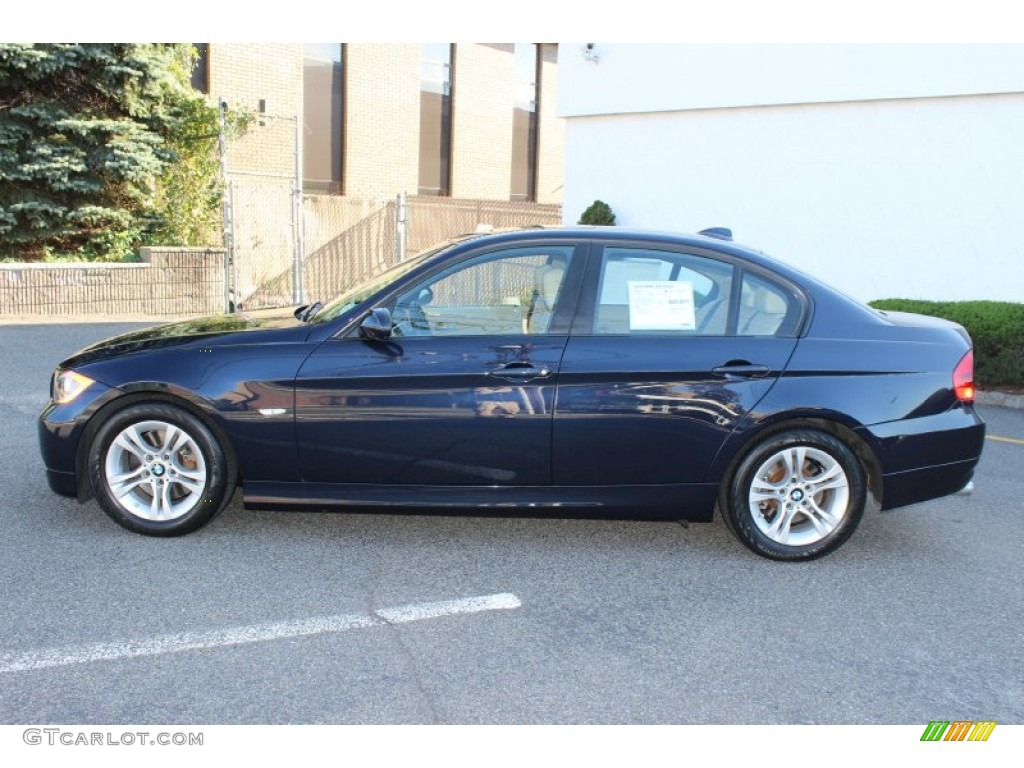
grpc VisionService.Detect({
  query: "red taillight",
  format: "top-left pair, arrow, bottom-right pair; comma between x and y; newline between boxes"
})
953,350 -> 975,403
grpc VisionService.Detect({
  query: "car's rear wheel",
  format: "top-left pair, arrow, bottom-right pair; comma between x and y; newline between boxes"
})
721,429 -> 866,560
88,403 -> 234,536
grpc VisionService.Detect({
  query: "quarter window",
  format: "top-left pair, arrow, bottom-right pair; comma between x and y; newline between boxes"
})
391,246 -> 575,337
594,248 -> 734,335
737,272 -> 794,336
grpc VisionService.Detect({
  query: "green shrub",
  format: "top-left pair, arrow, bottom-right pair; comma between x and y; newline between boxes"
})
578,200 -> 616,226
869,299 -> 1024,388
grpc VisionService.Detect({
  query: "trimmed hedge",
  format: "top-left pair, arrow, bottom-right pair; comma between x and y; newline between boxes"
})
869,299 -> 1024,388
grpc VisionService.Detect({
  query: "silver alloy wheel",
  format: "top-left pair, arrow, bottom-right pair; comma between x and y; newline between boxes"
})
747,445 -> 851,546
103,420 -> 208,521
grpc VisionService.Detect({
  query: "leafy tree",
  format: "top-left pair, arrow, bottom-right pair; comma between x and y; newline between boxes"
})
147,51 -> 229,250
0,44 -> 231,261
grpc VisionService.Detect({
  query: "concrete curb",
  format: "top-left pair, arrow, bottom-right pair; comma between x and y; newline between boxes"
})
976,390 -> 1024,411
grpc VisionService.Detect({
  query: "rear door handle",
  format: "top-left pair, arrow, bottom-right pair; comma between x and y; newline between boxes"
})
712,363 -> 771,378
487,362 -> 552,382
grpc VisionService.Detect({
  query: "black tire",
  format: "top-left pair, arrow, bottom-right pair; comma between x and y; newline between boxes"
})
720,429 -> 867,561
88,403 -> 235,536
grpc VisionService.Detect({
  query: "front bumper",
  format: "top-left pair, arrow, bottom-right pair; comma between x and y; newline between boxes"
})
38,381 -> 118,500
45,468 -> 78,497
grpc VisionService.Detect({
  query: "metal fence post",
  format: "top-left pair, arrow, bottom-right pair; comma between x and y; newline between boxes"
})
229,182 -> 238,311
292,114 -> 305,306
396,192 -> 408,264
218,98 -> 236,314
223,247 -> 231,313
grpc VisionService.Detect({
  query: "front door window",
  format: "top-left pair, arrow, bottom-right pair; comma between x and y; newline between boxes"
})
391,246 -> 576,337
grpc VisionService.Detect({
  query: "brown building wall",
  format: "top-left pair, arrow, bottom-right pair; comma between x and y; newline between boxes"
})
343,44 -> 421,197
536,44 -> 565,204
209,43 -> 303,178
450,44 -> 517,199
206,43 -> 564,202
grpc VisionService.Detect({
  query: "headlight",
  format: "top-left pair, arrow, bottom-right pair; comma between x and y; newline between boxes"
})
53,369 -> 95,404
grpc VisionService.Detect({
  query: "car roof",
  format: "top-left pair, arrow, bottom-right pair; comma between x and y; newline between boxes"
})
445,225 -> 787,276
442,226 -> 884,334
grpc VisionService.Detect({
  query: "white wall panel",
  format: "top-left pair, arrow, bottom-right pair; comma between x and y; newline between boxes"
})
563,93 -> 1024,302
559,44 -> 1024,117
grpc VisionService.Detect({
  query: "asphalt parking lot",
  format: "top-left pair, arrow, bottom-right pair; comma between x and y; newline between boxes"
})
1,321 -> 1021,724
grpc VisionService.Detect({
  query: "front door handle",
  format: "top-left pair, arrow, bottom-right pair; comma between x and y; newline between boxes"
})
712,362 -> 771,378
487,362 -> 552,382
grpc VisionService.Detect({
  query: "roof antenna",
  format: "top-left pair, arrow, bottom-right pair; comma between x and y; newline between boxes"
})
698,227 -> 733,242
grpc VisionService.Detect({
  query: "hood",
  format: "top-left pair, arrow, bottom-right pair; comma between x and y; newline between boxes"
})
61,307 -> 309,369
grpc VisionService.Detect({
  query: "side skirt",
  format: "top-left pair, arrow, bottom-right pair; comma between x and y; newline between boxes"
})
242,482 -> 719,522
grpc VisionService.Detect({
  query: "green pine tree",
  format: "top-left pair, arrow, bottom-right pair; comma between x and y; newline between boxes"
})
0,44 -> 229,261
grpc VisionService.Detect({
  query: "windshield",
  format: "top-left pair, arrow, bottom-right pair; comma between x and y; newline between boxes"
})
309,245 -> 447,324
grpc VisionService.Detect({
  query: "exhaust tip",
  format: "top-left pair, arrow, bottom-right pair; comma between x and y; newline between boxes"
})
955,481 -> 974,496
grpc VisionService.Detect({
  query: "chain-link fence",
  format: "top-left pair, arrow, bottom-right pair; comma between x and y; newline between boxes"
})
300,195 -> 397,304
404,196 -> 562,258
225,185 -> 562,311
220,110 -> 563,311
228,178 -> 297,310
220,108 -> 303,312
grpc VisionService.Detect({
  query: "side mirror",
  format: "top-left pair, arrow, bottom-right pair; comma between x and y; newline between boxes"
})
359,307 -> 393,340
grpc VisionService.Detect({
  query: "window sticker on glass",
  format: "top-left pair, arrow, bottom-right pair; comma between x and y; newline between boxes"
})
627,280 -> 697,331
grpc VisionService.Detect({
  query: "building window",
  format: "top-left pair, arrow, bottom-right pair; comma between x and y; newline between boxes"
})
510,43 -> 539,201
191,44 -> 209,93
419,44 -> 453,196
303,44 -> 344,194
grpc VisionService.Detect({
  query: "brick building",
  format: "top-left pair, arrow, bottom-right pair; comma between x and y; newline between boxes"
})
193,43 -> 564,205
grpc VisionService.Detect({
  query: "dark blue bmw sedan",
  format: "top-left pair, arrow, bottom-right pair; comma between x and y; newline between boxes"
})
38,227 -> 985,560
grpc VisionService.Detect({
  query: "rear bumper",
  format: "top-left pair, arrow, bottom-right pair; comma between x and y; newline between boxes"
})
858,405 -> 985,511
880,459 -> 978,510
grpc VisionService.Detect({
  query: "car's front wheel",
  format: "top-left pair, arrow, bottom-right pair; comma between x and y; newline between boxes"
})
88,403 -> 234,536
721,429 -> 867,560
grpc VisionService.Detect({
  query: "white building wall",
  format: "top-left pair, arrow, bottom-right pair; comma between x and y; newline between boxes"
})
560,45 -> 1024,303
559,44 -> 1024,116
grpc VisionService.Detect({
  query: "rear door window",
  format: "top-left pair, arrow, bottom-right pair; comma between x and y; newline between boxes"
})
593,247 -> 734,335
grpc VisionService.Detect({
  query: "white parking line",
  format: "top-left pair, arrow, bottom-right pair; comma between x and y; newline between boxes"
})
0,592 -> 522,674
987,434 -> 1024,446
